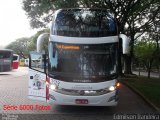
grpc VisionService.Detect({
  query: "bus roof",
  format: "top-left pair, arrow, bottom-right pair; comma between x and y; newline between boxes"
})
54,8 -> 114,16
0,49 -> 13,52
13,54 -> 19,56
55,8 -> 112,11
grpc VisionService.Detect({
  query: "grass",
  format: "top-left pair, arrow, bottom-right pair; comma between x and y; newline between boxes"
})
122,76 -> 160,108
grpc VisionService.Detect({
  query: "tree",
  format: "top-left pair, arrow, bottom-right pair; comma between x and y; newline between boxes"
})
27,29 -> 49,52
5,38 -> 30,58
22,0 -> 160,75
134,39 -> 159,78
148,21 -> 160,49
22,0 -> 79,28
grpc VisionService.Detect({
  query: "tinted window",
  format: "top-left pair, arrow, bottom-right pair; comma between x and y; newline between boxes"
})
48,42 -> 118,83
52,9 -> 117,37
30,52 -> 45,72
0,51 -> 12,59
13,56 -> 18,60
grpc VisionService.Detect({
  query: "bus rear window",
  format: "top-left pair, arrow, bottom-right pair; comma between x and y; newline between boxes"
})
0,51 -> 12,59
13,56 -> 18,60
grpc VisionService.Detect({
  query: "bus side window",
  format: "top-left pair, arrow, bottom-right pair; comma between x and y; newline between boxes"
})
29,51 -> 46,73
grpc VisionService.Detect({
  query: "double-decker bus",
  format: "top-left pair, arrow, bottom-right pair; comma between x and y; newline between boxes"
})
28,8 -> 130,106
0,49 -> 19,72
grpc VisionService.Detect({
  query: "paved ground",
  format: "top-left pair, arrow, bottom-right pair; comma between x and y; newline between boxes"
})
0,67 -> 158,120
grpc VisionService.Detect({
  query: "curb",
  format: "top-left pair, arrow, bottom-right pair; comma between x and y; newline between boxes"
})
120,80 -> 160,113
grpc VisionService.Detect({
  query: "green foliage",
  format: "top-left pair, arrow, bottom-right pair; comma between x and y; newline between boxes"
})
22,0 -> 79,28
5,37 -> 30,58
22,0 -> 54,28
53,0 -> 79,8
134,40 -> 157,61
27,29 -> 49,52
134,39 -> 160,78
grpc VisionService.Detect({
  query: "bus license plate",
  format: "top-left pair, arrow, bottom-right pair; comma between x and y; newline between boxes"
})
75,99 -> 88,104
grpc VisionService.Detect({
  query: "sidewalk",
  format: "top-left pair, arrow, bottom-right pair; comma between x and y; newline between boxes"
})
133,71 -> 160,78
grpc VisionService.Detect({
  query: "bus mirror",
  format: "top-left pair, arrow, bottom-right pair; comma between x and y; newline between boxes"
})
37,33 -> 49,53
119,34 -> 130,54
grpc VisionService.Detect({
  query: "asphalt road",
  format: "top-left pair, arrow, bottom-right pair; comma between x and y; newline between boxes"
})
0,67 -> 157,120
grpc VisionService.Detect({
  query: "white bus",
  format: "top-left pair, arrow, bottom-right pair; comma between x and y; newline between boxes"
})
28,8 -> 130,106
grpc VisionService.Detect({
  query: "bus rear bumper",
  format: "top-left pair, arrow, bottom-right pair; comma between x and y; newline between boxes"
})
48,90 -> 118,106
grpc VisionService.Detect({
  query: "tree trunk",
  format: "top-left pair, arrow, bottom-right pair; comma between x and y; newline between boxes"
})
159,65 -> 160,79
138,62 -> 141,76
147,62 -> 151,78
147,59 -> 153,79
123,55 -> 132,74
123,35 -> 134,74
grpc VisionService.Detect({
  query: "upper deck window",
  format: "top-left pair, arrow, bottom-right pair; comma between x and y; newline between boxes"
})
52,9 -> 117,37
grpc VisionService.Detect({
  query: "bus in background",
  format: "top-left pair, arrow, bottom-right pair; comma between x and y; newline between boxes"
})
0,49 -> 13,72
28,8 -> 130,106
0,49 -> 19,72
12,54 -> 19,69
